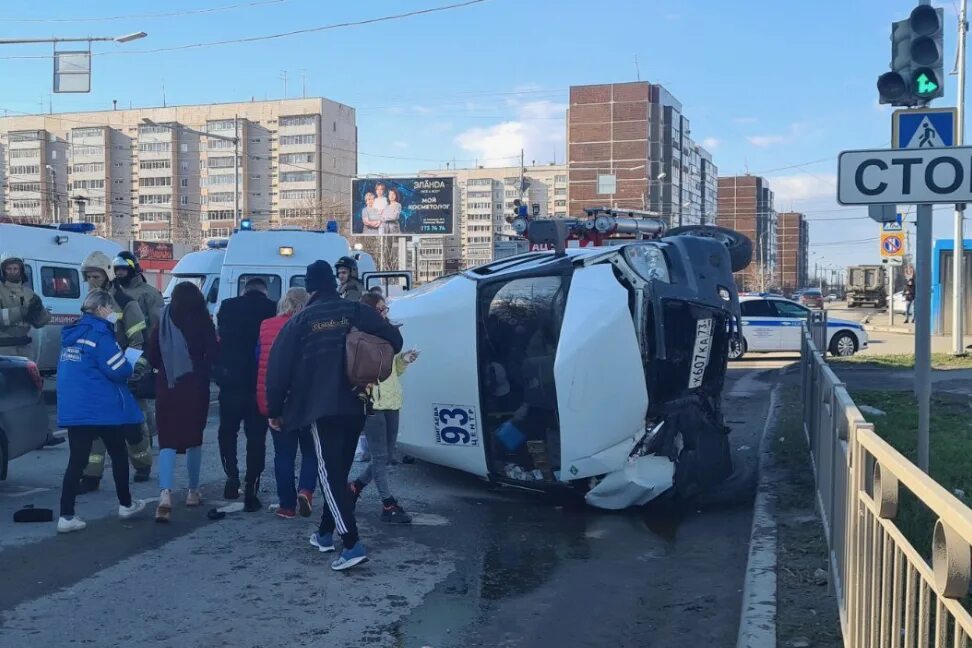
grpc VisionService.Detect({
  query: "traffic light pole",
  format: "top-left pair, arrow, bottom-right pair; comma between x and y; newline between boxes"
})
953,0 -> 968,356
916,203 -> 932,472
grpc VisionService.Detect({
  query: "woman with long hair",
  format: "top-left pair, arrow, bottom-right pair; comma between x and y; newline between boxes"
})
380,188 -> 403,235
146,281 -> 219,522
255,287 -> 317,519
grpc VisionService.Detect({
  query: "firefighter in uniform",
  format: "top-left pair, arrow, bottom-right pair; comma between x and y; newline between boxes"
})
0,252 -> 50,359
112,251 -> 164,447
78,251 -> 153,491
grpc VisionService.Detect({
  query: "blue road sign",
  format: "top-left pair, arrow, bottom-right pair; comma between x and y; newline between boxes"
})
893,108 -> 956,149
882,236 -> 903,254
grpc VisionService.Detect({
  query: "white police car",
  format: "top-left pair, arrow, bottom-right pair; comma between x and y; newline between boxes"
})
730,294 -> 868,359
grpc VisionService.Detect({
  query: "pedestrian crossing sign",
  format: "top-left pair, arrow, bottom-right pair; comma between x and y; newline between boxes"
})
892,108 -> 957,150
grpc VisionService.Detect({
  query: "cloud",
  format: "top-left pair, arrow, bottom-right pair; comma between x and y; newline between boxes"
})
768,173 -> 837,204
702,137 -> 720,150
454,99 -> 566,163
732,117 -> 758,125
746,134 -> 788,148
746,122 -> 813,149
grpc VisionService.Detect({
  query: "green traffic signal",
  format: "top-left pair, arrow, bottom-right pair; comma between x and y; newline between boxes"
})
913,68 -> 940,98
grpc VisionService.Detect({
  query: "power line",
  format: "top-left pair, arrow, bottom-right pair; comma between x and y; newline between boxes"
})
0,0 -> 288,23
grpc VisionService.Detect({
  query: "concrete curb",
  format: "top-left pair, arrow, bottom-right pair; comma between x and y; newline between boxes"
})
863,324 -> 913,335
736,381 -> 782,648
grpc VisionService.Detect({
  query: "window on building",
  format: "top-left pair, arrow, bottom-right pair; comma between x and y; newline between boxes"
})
181,161 -> 189,171
181,178 -> 189,188
181,196 -> 189,206
10,149 -> 39,159
139,124 -> 172,135
73,179 -> 106,190
280,171 -> 315,183
208,156 -> 236,169
140,159 -> 171,170
139,176 -> 172,187
72,162 -> 105,174
41,266 -> 80,298
280,152 -> 315,165
554,188 -> 566,196
279,115 -> 317,127
72,127 -> 103,138
279,134 -> 316,146
139,194 -> 172,205
207,120 -> 236,131
555,175 -> 567,184
207,139 -> 234,149
554,200 -> 566,207
9,182 -> 42,193
280,189 -> 317,200
206,174 -> 235,186
207,192 -> 236,203
10,165 -> 41,175
139,142 -> 171,153
9,132 -> 40,142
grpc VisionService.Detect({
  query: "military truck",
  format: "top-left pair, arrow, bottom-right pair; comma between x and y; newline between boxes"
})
846,264 -> 887,308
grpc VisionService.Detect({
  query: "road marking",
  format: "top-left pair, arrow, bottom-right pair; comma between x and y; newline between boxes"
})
409,513 -> 449,526
0,487 -> 51,498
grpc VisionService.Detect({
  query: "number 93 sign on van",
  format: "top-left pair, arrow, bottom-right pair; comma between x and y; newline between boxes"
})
433,404 -> 479,447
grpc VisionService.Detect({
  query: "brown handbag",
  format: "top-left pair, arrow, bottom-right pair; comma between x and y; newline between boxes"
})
345,327 -> 394,388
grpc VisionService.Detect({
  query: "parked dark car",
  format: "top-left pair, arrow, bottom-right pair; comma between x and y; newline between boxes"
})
799,288 -> 825,309
0,356 -> 48,479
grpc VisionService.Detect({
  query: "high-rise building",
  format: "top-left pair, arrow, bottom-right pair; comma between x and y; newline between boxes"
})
0,98 -> 356,243
413,163 -> 567,282
717,175 -> 778,291
776,212 -> 810,293
567,81 -> 717,227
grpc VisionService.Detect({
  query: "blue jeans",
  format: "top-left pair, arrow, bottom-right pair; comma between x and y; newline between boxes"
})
905,300 -> 914,323
271,427 -> 318,510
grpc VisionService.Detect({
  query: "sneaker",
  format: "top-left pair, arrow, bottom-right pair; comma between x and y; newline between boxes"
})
185,490 -> 203,507
276,507 -> 296,519
309,532 -> 335,553
133,469 -> 151,483
223,477 -> 241,500
331,543 -> 368,571
57,516 -> 86,534
78,476 -> 100,494
381,499 -> 413,524
297,490 -> 313,518
243,482 -> 262,513
119,499 -> 147,519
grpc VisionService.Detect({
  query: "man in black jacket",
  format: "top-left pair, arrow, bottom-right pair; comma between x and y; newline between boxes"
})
266,260 -> 402,571
216,277 -> 278,511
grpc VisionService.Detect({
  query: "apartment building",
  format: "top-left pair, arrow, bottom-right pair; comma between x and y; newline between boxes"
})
717,175 -> 778,291
776,212 -> 810,293
413,163 -> 568,282
567,81 -> 717,227
0,98 -> 356,243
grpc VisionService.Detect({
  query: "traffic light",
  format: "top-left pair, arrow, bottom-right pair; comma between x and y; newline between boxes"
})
877,4 -> 944,106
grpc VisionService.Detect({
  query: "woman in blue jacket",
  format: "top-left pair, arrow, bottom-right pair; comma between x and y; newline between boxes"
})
56,289 -> 147,533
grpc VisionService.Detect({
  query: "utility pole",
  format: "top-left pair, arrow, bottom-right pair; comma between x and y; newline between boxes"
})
953,0 -> 969,355
234,114 -> 241,231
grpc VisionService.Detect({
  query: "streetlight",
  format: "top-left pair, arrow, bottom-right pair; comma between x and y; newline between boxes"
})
142,117 -> 241,230
0,32 -> 147,93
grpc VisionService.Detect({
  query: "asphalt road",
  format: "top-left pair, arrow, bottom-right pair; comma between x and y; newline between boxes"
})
0,364 -> 785,648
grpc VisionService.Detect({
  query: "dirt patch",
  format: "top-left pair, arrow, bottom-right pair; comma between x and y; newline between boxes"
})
773,386 -> 843,648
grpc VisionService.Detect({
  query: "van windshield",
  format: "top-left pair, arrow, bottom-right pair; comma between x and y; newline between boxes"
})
163,275 -> 205,299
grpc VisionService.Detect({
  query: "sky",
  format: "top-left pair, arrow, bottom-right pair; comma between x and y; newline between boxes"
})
0,0 -> 966,272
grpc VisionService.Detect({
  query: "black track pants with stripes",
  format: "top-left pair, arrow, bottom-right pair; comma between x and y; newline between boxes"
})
312,414 -> 366,549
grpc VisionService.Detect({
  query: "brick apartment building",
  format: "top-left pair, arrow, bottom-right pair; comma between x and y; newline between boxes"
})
776,211 -> 809,294
717,175 -> 777,291
567,81 -> 717,227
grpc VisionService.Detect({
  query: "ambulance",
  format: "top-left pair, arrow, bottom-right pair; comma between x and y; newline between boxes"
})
165,227 -> 400,314
0,222 -> 122,374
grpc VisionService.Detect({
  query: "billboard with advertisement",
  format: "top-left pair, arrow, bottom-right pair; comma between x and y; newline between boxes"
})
351,177 -> 454,236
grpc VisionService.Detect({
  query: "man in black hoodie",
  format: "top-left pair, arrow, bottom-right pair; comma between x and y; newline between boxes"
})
266,260 -> 402,571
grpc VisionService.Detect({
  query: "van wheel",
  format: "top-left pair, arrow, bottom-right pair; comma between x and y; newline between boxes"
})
728,337 -> 747,360
829,332 -> 857,357
667,225 -> 753,273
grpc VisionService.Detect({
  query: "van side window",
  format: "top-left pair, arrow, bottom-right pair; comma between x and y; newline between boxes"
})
22,264 -> 34,290
207,278 -> 220,304
41,266 -> 80,298
290,275 -> 305,288
237,274 -> 281,301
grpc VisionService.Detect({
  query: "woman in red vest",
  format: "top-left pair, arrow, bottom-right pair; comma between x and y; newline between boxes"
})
256,287 -> 316,519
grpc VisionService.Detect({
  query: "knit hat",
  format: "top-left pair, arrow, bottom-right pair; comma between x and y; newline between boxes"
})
305,260 -> 336,294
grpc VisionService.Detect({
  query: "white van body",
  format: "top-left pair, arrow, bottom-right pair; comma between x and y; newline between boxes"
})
215,230 -> 376,308
163,248 -> 226,317
0,223 -> 122,373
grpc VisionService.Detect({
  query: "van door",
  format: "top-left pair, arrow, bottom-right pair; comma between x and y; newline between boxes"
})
362,271 -> 412,298
32,262 -> 84,373
555,264 -> 648,480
